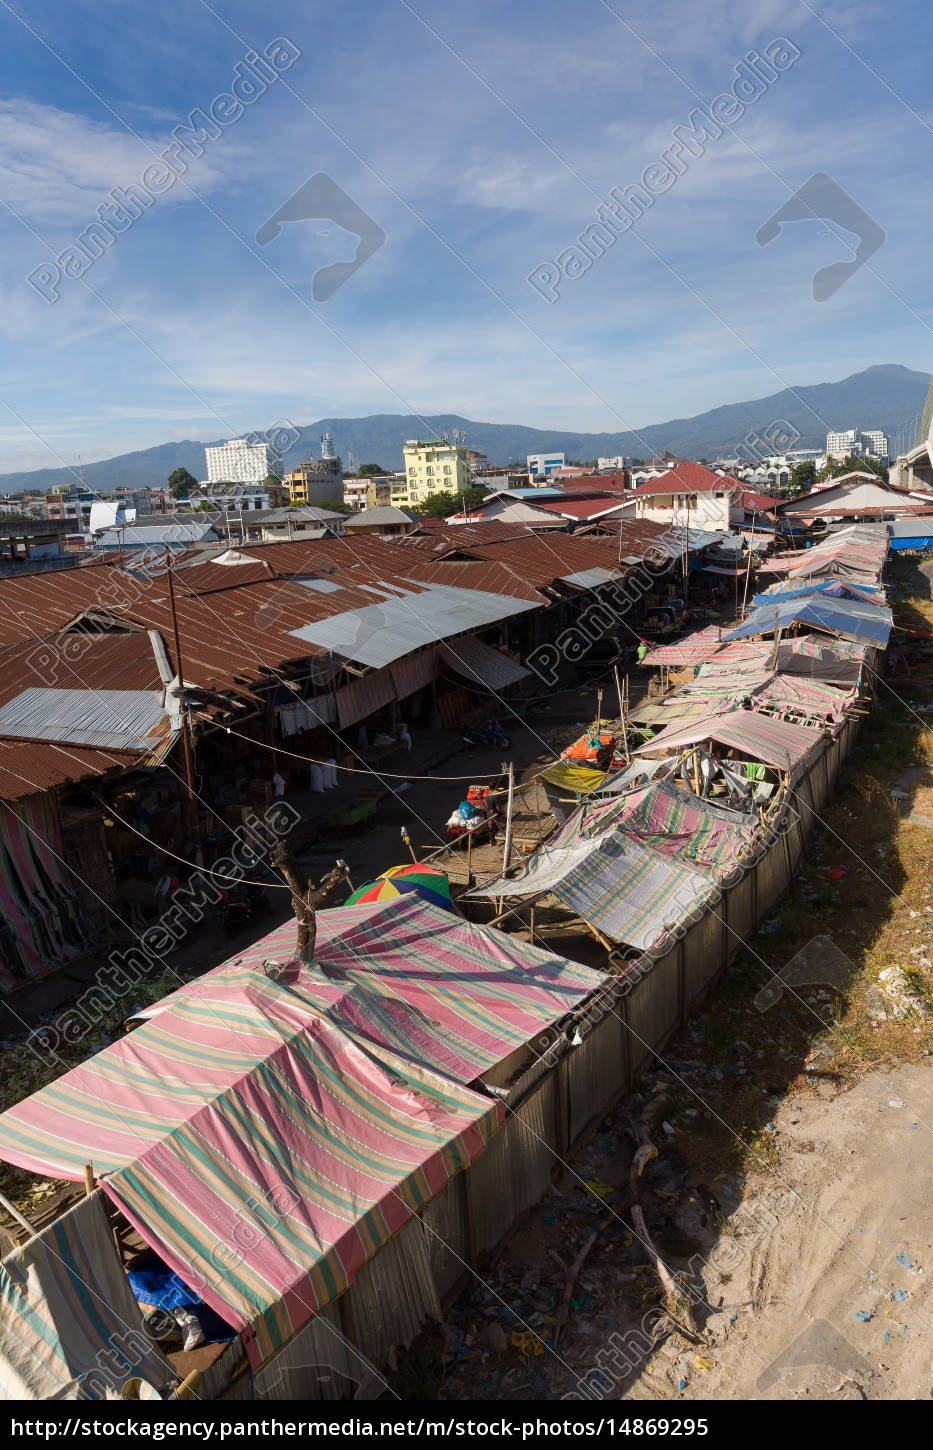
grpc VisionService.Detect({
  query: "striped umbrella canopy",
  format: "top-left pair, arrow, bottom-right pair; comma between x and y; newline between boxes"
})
345,862 -> 453,911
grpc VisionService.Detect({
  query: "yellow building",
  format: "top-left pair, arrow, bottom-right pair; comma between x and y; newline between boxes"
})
399,440 -> 472,510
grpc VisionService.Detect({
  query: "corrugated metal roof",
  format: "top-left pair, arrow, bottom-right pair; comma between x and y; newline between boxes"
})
561,566 -> 622,589
0,687 -> 168,749
438,637 -> 530,689
0,740 -> 140,803
288,582 -> 541,668
96,522 -> 218,546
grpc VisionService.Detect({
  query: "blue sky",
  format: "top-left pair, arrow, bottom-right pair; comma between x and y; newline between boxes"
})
0,0 -> 929,474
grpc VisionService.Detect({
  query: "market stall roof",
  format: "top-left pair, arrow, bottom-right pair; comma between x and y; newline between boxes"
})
550,780 -> 756,874
287,581 -> 540,668
0,894 -> 611,1368
437,636 -> 530,689
469,829 -> 718,952
639,625 -> 726,667
639,707 -> 824,770
139,893 -> 604,1086
722,594 -> 892,648
0,959 -> 501,1370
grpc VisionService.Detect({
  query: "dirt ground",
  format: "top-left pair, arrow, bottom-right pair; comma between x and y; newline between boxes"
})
625,1062 -> 933,1402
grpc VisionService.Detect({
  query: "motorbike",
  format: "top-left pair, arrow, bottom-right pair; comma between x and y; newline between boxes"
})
215,877 -> 273,934
462,719 -> 511,750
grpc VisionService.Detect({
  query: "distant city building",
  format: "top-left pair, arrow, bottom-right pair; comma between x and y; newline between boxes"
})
400,440 -> 471,509
342,475 -> 395,511
191,481 -> 289,512
285,433 -> 344,504
826,428 -> 889,462
860,429 -> 890,461
205,437 -> 275,485
527,452 -> 565,480
597,455 -> 627,471
344,504 -> 417,536
467,448 -> 490,475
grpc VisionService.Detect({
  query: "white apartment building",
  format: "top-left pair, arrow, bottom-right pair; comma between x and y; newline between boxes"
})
205,437 -> 275,485
597,455 -> 627,470
826,428 -> 889,462
860,430 -> 890,461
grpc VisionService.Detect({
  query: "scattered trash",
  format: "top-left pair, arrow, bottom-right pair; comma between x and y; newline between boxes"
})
511,1330 -> 545,1358
677,1378 -> 688,1391
693,1356 -> 716,1371
891,1289 -> 909,1303
853,1310 -> 872,1322
584,1178 -> 613,1199
894,1252 -> 913,1269
824,866 -> 851,881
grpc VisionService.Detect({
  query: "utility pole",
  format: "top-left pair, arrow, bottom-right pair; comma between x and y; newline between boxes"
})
165,546 -> 203,866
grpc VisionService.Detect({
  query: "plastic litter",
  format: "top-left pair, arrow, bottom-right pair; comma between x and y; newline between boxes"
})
584,1178 -> 613,1199
853,1310 -> 872,1322
891,1289 -> 909,1302
894,1252 -> 913,1269
693,1356 -> 716,1371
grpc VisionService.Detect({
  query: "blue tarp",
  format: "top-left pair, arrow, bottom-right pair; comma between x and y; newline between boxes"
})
724,594 -> 892,647
751,579 -> 881,607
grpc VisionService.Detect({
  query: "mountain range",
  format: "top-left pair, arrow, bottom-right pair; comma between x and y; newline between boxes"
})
2,364 -> 927,494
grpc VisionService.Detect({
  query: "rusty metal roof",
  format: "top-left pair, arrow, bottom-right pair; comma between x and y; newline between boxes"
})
0,740 -> 140,803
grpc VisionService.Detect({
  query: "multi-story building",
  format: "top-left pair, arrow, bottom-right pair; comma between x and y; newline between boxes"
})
527,451 -> 565,480
400,440 -> 472,509
285,433 -> 344,504
342,475 -> 395,511
860,430 -> 890,461
45,487 -> 95,522
467,448 -> 490,475
826,428 -> 889,462
205,437 -> 275,485
192,481 -> 289,512
597,455 -> 627,471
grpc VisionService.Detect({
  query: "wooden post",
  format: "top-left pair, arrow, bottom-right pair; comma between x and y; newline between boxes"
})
165,547 -> 203,867
466,827 -> 473,887
613,664 -> 624,722
400,826 -> 417,864
501,761 -> 515,876
595,686 -> 603,727
84,1163 -> 95,1196
270,846 -> 346,962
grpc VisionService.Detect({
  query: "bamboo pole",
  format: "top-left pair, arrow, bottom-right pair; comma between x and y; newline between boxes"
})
0,1190 -> 36,1238
501,761 -> 515,876
84,1163 -> 95,1196
613,664 -> 624,721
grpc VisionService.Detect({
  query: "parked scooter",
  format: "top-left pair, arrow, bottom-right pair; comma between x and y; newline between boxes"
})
215,871 -> 273,934
462,719 -> 512,750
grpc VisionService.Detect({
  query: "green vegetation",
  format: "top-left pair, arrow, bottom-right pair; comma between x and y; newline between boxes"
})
167,467 -> 198,498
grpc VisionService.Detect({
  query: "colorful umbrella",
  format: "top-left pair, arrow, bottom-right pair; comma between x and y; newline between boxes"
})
344,862 -> 453,912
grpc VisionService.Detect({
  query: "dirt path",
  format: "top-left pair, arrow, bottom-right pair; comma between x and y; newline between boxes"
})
623,1062 -> 933,1402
